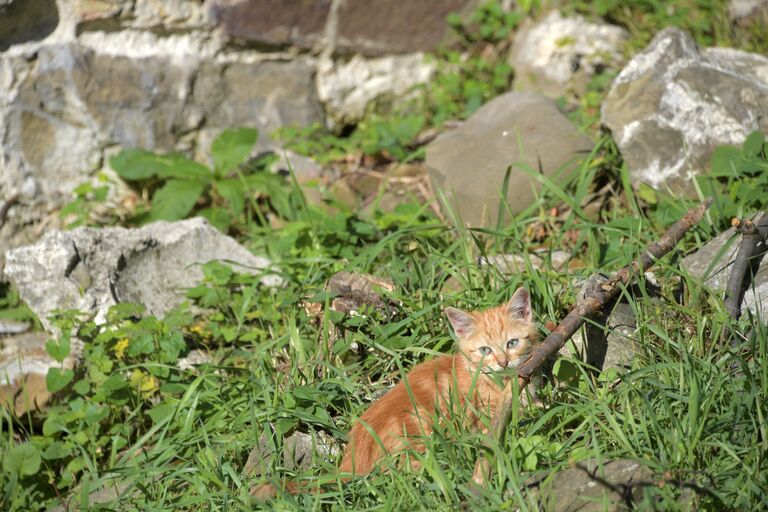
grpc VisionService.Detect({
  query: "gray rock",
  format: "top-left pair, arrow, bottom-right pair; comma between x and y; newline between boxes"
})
3,217 -> 280,332
245,429 -> 340,476
601,28 -> 768,194
729,0 -> 768,23
525,458 -> 655,512
327,271 -> 397,318
208,0 -> 332,51
479,250 -> 571,274
192,57 -> 323,141
563,274 -> 640,372
0,331 -> 71,415
0,319 -> 30,335
316,53 -> 435,127
426,92 -> 593,227
209,0 -> 476,57
334,0 -> 475,56
0,0 -> 59,51
75,0 -> 210,31
508,10 -> 627,98
681,212 -> 768,319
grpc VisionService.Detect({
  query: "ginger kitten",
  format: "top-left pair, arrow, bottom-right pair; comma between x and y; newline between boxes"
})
252,287 -> 537,499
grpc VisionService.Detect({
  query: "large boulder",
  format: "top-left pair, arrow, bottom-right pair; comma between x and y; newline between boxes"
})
601,28 -> 768,193
508,10 -> 627,99
3,217 -> 280,332
425,92 -> 593,227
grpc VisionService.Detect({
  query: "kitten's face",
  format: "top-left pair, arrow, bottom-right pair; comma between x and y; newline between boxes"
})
445,288 -> 537,375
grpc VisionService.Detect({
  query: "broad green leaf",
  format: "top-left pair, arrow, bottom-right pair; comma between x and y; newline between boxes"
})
46,368 -> 74,393
148,402 -> 175,424
743,130 -> 765,156
128,333 -> 154,357
710,146 -> 745,177
636,182 -> 658,205
106,303 -> 146,322
100,374 -> 128,392
198,207 -> 232,232
42,441 -> 72,461
45,335 -> 70,363
111,150 -> 212,181
3,444 -> 41,476
211,128 -> 259,175
148,179 -> 206,221
158,331 -> 186,363
42,416 -> 67,436
215,178 -> 246,216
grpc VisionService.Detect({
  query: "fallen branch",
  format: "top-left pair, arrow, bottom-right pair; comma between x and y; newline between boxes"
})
723,213 -> 768,321
470,198 -> 713,490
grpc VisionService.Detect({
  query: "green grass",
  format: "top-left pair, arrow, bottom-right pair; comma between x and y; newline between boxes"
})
3,1 -> 768,510
3,164 -> 767,509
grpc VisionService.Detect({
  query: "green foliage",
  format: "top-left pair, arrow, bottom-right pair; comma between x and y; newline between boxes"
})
59,176 -> 111,228
278,1 -> 517,163
696,131 -> 768,219
567,0 -> 763,53
0,283 -> 40,328
3,444 -> 41,476
5,2 -> 768,510
109,128 -> 281,231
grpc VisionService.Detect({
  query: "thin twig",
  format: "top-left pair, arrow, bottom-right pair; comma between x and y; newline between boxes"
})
723,212 -> 768,321
470,198 -> 713,490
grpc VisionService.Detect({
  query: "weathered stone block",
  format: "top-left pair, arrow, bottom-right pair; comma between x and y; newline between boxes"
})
426,92 -> 593,227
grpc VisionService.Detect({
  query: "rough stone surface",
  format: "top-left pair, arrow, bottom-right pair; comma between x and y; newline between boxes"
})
209,0 -> 331,50
0,331 -> 70,415
479,250 -> 571,274
729,0 -> 768,24
601,28 -> 768,193
681,212 -> 768,319
317,53 -> 435,126
508,10 -> 627,98
327,271 -> 397,318
0,42 -> 323,263
75,0 -> 210,30
210,0 -> 476,56
334,0 -> 473,56
563,275 -> 640,372
426,92 -> 593,227
3,218 -> 279,332
0,0 -> 59,51
245,429 -> 340,476
525,458 -> 655,512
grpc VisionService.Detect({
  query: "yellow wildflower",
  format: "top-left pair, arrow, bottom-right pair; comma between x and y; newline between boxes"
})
113,338 -> 130,360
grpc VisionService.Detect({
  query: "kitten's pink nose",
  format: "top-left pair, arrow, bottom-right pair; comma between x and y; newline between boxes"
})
498,358 -> 509,368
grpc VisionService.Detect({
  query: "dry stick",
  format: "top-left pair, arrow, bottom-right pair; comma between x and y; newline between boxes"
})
470,198 -> 714,490
723,212 -> 768,321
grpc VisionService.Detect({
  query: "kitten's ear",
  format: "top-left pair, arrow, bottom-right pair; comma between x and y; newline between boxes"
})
506,287 -> 532,323
445,307 -> 476,338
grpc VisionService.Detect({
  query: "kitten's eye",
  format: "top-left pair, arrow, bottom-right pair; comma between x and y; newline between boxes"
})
506,339 -> 520,350
478,346 -> 492,356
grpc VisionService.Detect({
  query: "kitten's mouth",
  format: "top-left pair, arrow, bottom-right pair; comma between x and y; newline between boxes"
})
480,358 -> 527,374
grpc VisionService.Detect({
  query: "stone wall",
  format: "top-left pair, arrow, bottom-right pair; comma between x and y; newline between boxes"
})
0,0 -> 468,269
